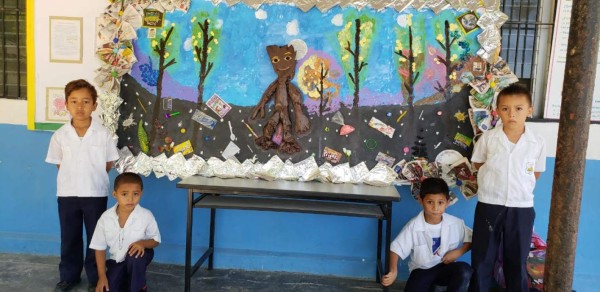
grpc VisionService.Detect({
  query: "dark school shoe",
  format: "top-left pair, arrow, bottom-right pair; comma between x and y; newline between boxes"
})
54,279 -> 81,291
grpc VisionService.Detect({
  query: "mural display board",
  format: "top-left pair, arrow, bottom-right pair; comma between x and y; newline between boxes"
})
90,1 -> 513,200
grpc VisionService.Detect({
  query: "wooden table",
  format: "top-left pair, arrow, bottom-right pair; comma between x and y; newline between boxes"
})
177,176 -> 401,292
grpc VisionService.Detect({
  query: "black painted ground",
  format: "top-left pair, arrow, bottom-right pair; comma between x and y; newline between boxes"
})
118,74 -> 473,169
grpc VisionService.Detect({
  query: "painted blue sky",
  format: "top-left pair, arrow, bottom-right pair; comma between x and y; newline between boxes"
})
130,3 -> 480,108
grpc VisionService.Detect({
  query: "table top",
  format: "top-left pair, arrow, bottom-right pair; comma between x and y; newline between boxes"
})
177,176 -> 401,203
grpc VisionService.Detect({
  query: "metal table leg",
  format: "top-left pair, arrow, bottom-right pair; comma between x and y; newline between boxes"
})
185,190 -> 194,292
208,207 -> 216,270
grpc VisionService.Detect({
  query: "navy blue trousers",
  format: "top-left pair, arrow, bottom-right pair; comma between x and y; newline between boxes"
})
404,262 -> 473,292
57,196 -> 107,284
470,202 -> 534,292
104,249 -> 154,292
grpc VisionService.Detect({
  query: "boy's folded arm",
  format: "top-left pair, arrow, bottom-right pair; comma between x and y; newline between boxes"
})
137,238 -> 160,249
458,242 -> 471,254
442,242 -> 471,264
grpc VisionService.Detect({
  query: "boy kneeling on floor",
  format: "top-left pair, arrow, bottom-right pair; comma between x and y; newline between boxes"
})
382,177 -> 473,292
90,172 -> 161,292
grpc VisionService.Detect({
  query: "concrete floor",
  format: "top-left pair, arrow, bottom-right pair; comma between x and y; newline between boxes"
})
0,253 -> 406,291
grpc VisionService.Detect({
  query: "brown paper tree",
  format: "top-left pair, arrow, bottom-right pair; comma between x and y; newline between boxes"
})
149,25 -> 176,149
191,17 -> 219,147
338,16 -> 375,109
395,25 -> 420,111
433,20 -> 460,100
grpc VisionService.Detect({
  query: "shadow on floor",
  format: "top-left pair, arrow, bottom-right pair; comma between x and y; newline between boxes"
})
0,253 -> 406,291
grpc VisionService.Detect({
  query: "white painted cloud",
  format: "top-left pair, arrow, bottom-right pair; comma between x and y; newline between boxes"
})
286,19 -> 299,36
397,15 -> 409,27
215,19 -> 223,29
255,9 -> 267,20
332,14 -> 343,26
183,37 -> 193,51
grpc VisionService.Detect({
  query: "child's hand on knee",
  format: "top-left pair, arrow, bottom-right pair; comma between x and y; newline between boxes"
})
442,249 -> 461,264
128,241 -> 145,258
382,270 -> 397,286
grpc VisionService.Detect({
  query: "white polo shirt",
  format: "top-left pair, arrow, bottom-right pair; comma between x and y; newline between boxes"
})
390,211 -> 472,272
46,119 -> 120,197
90,204 -> 161,263
471,125 -> 546,208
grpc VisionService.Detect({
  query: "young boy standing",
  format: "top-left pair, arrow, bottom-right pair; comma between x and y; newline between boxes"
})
382,178 -> 473,292
90,172 -> 161,292
46,79 -> 120,291
470,84 -> 546,291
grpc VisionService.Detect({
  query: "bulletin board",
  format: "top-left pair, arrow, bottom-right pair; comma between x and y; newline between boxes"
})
34,0 -> 516,200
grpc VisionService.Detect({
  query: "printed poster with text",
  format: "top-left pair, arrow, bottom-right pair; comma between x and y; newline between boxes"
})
544,0 -> 600,121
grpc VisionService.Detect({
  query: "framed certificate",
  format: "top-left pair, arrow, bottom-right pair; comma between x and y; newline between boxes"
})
49,16 -> 83,63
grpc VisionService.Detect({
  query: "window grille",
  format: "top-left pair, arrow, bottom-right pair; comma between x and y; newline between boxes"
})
0,0 -> 27,99
500,0 -> 555,113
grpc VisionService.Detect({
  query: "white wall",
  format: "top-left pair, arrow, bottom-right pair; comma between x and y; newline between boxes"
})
32,0 -> 107,123
0,99 -> 27,125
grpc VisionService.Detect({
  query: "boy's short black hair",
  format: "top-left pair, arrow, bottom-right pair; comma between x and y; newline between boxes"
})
64,79 -> 98,103
114,172 -> 143,191
420,177 -> 450,200
496,83 -> 532,106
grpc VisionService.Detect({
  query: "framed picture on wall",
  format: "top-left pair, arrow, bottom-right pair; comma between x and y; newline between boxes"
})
49,16 -> 83,63
45,87 -> 69,122
456,12 -> 479,34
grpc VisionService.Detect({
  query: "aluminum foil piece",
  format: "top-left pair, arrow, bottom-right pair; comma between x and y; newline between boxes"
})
478,10 -> 508,29
389,0 -> 413,12
98,91 -> 123,139
316,0 -> 339,12
365,0 -> 387,11
214,158 -> 241,179
331,163 -> 353,184
201,157 -> 223,177
256,155 -> 284,181
478,28 -> 500,52
115,146 -> 135,173
152,153 -> 168,179
294,156 -> 320,182
251,162 -> 263,179
411,0 -> 429,10
295,0 -> 316,12
477,47 -> 498,64
164,152 -> 186,180
185,155 -> 206,176
316,162 -> 333,183
132,152 -> 153,177
364,163 -> 397,187
463,0 -> 481,11
220,0 -> 242,6
482,0 -> 500,10
239,159 -> 256,178
278,159 -> 299,181
240,0 -> 263,9
350,162 -> 369,184
426,0 -> 450,14
444,0 -> 463,9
